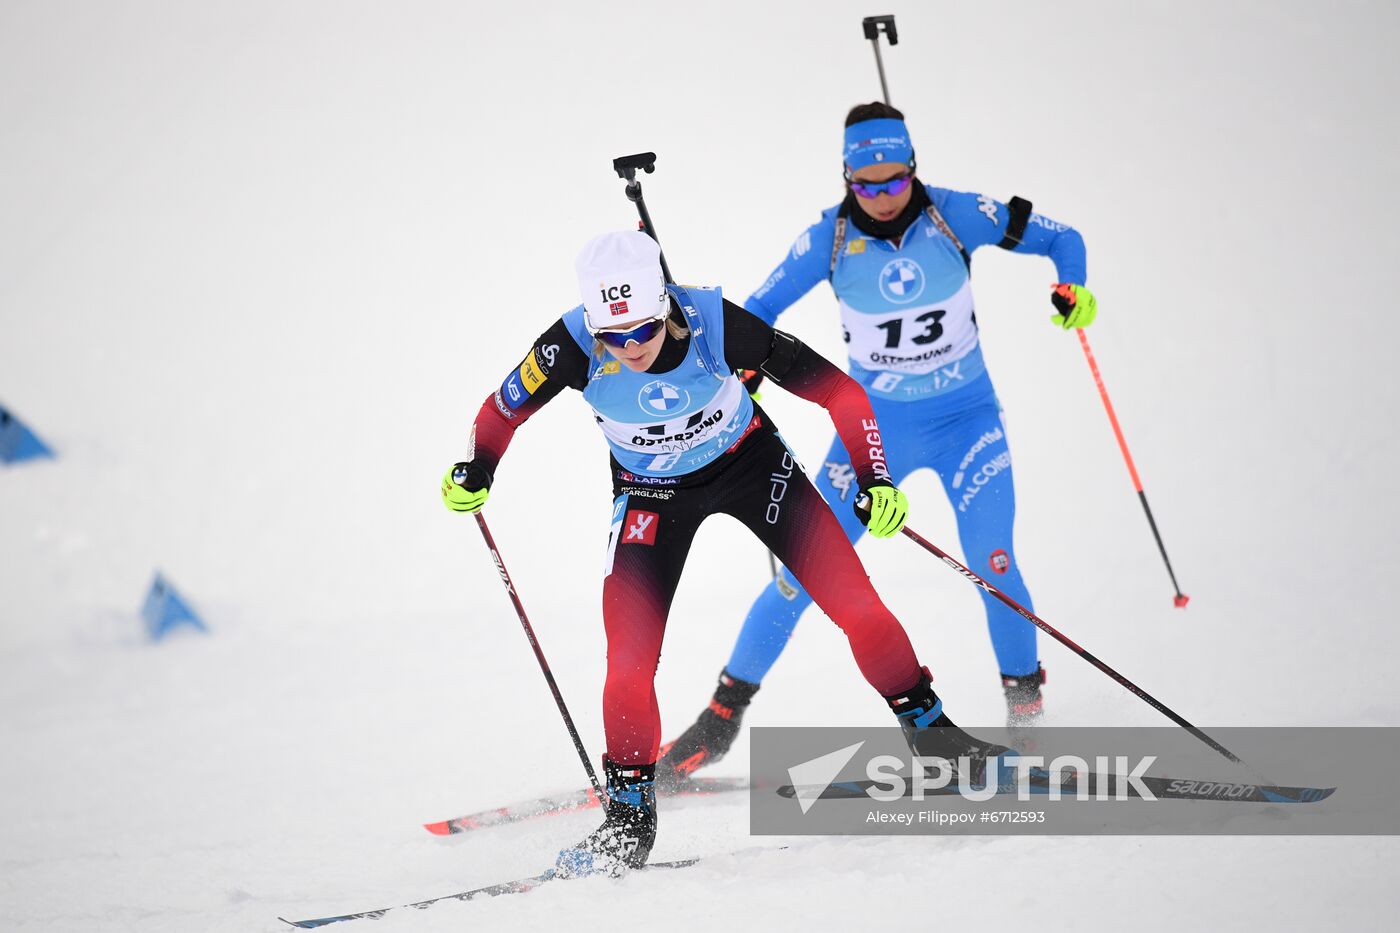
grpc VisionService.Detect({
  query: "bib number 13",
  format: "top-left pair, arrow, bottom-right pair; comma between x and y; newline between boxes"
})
875,309 -> 946,348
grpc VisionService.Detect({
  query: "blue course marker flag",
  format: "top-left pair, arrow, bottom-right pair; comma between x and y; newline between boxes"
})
0,404 -> 54,465
141,573 -> 207,641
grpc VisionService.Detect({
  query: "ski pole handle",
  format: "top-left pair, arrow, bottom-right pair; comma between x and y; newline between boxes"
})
452,462 -> 491,491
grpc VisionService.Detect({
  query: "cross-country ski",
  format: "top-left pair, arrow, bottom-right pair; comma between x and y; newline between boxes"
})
424,776 -> 748,836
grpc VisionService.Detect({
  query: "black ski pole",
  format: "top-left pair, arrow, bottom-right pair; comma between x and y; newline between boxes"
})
862,15 -> 898,106
461,467 -> 605,799
858,499 -> 1244,766
612,152 -> 782,583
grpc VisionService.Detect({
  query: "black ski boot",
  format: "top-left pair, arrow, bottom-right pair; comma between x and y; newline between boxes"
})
555,759 -> 657,878
656,669 -> 760,791
1003,664 -> 1046,727
885,668 -> 1018,789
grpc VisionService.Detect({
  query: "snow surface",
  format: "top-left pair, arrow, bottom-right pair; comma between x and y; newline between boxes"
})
3,1 -> 1399,930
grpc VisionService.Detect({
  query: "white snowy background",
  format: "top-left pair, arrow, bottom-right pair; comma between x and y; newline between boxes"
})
3,1 -> 1398,930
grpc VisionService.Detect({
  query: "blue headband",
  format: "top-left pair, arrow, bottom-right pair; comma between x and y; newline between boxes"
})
843,118 -> 913,170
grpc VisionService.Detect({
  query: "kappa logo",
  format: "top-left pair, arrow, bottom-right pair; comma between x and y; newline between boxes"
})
824,460 -> 857,502
878,258 -> 924,304
976,194 -> 999,224
639,380 -> 689,415
624,509 -> 659,545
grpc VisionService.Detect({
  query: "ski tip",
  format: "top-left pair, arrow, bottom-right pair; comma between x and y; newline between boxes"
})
1264,785 -> 1337,804
1173,594 -> 1191,608
423,820 -> 454,835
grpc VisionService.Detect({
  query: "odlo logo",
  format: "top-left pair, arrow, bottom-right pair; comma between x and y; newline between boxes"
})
767,452 -> 795,525
989,549 -> 1010,575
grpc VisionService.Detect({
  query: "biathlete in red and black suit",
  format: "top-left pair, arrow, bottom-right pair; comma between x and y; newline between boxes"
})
442,229 -> 1012,876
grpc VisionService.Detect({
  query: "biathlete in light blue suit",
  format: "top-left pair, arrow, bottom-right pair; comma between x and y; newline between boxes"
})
657,102 -> 1098,786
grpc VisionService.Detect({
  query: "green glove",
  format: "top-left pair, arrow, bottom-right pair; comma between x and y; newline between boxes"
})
441,462 -> 491,513
1050,283 -> 1098,329
856,483 -> 909,539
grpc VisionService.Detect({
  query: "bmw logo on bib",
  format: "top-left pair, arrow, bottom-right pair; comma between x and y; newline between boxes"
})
639,380 -> 690,415
879,258 -> 925,304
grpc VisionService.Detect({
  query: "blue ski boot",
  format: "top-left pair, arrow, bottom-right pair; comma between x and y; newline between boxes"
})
886,668 -> 1019,790
555,759 -> 657,878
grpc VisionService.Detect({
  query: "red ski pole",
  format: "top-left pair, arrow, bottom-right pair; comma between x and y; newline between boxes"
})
1076,329 -> 1190,608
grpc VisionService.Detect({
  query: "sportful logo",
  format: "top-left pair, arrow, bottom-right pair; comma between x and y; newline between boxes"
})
950,427 -> 1005,489
639,380 -> 690,415
878,258 -> 925,304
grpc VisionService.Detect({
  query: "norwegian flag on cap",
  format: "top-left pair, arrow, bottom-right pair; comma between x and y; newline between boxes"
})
609,300 -> 629,316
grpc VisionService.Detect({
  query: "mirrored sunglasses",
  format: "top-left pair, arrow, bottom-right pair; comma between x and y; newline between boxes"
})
849,174 -> 914,199
595,316 -> 667,349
